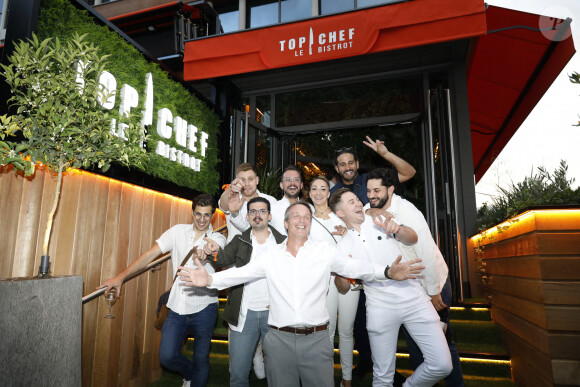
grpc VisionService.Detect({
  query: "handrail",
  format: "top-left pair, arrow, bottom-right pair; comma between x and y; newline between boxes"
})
82,223 -> 227,304
82,253 -> 172,304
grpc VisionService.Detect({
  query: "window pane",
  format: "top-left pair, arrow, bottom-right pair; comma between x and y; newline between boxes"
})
256,95 -> 271,127
218,10 -> 239,33
281,0 -> 310,23
275,76 -> 422,127
248,0 -> 279,28
321,0 -> 354,15
357,0 -> 400,8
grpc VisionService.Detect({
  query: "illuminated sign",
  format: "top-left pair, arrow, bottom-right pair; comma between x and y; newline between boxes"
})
78,66 -> 208,172
278,27 -> 356,57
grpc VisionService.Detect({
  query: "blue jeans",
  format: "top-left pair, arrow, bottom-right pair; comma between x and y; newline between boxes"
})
403,278 -> 464,386
159,303 -> 218,386
229,309 -> 270,387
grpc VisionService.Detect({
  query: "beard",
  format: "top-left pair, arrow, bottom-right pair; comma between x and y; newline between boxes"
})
370,194 -> 389,209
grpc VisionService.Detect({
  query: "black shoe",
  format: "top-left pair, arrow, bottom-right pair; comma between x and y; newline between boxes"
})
352,359 -> 373,378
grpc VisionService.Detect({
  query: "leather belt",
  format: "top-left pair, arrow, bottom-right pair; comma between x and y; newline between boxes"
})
269,323 -> 329,335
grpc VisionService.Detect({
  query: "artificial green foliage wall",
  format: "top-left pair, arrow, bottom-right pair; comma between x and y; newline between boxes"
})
37,0 -> 220,194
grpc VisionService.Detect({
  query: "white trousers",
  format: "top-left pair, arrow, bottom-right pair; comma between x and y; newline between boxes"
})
366,300 -> 452,387
326,276 -> 360,381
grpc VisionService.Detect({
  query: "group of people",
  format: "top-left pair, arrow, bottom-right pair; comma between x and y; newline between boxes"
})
100,136 -> 464,387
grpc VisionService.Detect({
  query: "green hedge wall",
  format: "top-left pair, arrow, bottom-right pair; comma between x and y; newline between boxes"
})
37,0 -> 220,194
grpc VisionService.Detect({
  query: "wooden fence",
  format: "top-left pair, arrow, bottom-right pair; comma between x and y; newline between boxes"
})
0,166 -> 225,386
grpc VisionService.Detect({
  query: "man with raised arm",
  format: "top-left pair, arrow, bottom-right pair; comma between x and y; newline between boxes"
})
99,194 -> 226,387
219,163 -> 277,243
365,167 -> 464,386
331,136 -> 416,204
330,188 -> 452,386
209,197 -> 286,386
178,201 -> 424,387
229,165 -> 304,235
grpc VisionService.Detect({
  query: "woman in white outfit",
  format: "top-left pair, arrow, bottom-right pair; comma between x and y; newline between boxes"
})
308,175 -> 360,387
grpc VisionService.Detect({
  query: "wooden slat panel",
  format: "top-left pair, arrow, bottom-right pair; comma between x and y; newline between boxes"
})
540,257 -> 580,280
486,275 -> 544,303
0,167 -> 24,278
53,170 -> 82,276
546,305 -> 580,331
492,305 -> 549,355
488,290 -> 547,328
549,333 -> 580,360
537,233 -> 580,255
0,168 -> 204,386
498,326 -> 553,384
484,256 -> 542,279
552,359 -> 580,385
542,281 -> 580,305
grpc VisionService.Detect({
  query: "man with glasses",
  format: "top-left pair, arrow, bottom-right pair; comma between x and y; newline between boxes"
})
331,136 -> 417,378
178,201 -> 425,387
99,194 -> 226,387
205,197 -> 286,387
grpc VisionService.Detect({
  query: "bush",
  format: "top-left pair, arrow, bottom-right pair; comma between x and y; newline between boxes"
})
475,160 -> 580,233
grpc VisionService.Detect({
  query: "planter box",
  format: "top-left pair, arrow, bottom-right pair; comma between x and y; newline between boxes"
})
470,209 -> 580,386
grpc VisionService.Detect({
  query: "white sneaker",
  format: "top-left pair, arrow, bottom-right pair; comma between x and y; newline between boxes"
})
253,344 -> 266,379
182,379 -> 191,387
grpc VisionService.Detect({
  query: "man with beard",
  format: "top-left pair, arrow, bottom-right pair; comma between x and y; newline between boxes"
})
229,165 -> 304,236
330,137 -> 416,377
178,201 -> 425,387
330,136 -> 416,205
99,194 -> 226,387
330,188 -> 452,386
206,197 -> 286,387
366,167 -> 464,386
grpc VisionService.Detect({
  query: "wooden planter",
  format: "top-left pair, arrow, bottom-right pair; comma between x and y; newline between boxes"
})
469,209 -> 580,386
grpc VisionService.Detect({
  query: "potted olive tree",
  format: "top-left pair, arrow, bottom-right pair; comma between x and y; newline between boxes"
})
0,33 -> 147,277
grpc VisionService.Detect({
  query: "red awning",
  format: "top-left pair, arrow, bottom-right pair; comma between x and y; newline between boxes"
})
183,0 -> 488,80
467,5 -> 575,181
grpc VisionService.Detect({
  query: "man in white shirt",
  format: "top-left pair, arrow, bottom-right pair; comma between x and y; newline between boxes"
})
365,167 -> 464,385
178,201 -> 424,387
230,165 -> 304,235
219,163 -> 277,243
209,197 -> 286,387
99,194 -> 226,387
330,188 -> 452,387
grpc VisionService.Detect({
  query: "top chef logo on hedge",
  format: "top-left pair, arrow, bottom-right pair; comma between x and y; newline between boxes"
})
279,27 -> 355,57
79,67 -> 208,172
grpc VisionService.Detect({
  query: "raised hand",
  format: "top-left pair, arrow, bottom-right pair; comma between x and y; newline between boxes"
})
178,259 -> 212,287
372,212 -> 399,235
203,237 -> 220,255
388,255 -> 424,281
229,178 -> 243,194
362,136 -> 389,157
228,188 -> 244,214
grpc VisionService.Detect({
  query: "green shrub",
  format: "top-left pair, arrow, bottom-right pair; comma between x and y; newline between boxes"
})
475,160 -> 580,233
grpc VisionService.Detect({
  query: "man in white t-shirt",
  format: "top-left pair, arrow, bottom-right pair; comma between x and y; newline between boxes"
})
330,188 -> 452,387
99,194 -> 226,387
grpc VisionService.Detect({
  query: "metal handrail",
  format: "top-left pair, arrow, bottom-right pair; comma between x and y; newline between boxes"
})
82,253 -> 172,304
82,224 -> 227,304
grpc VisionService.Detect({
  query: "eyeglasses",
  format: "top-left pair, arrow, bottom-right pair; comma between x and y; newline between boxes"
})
282,177 -> 301,184
194,212 -> 212,220
248,209 -> 270,216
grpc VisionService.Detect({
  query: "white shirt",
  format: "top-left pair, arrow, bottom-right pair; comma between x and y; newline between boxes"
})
219,190 -> 276,243
230,230 -> 277,332
364,194 -> 448,295
339,216 -> 429,309
209,239 -> 387,328
157,224 -> 226,315
309,210 -> 345,244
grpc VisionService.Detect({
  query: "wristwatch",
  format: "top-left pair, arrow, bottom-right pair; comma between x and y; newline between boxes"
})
384,265 -> 392,280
